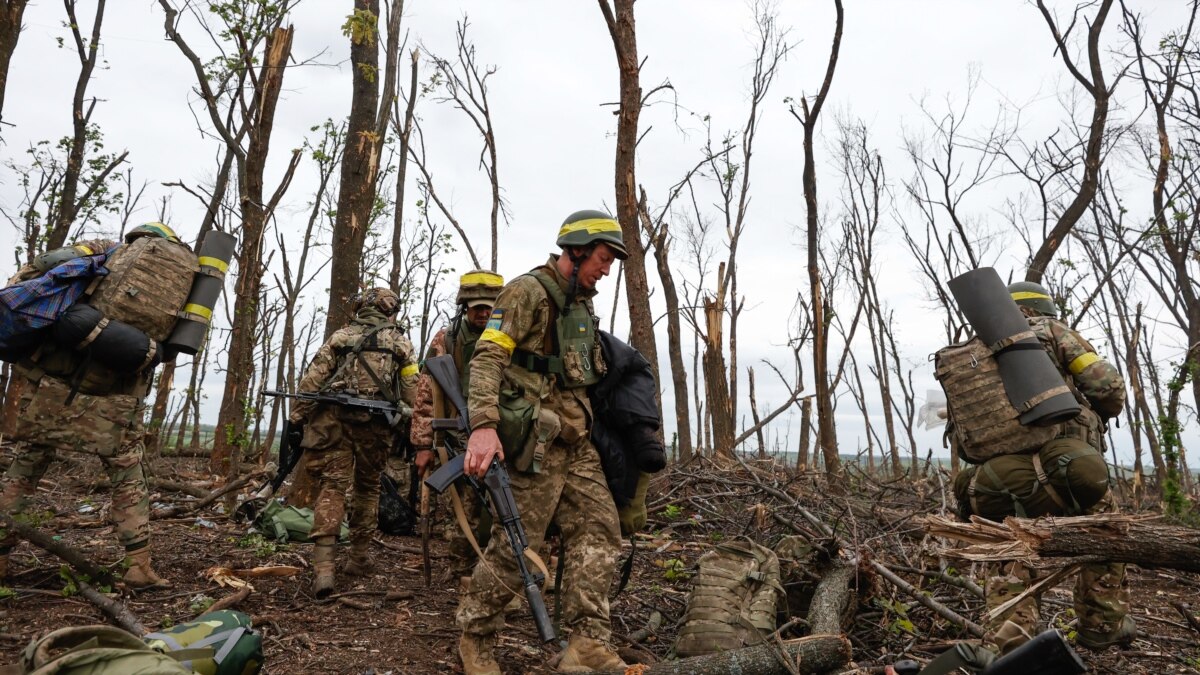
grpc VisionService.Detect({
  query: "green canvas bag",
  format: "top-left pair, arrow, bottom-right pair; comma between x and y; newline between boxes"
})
12,625 -> 194,675
252,498 -> 349,543
144,611 -> 262,675
954,438 -> 1109,520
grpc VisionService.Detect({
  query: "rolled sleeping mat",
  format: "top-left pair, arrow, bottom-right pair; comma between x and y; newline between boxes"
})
51,303 -> 163,373
166,230 -> 237,355
947,267 -> 1080,427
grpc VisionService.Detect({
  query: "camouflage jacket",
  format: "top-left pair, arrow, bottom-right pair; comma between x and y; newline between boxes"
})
1030,315 -> 1126,439
467,255 -> 604,445
290,307 -> 419,423
409,321 -> 482,450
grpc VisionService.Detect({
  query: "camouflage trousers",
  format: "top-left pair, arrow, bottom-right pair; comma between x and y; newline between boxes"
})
1,377 -> 150,552
984,496 -> 1129,654
456,435 -> 620,641
301,407 -> 391,543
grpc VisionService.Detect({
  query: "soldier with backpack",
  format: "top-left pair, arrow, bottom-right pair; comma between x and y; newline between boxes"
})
0,223 -> 198,589
944,280 -> 1132,655
288,287 -> 419,598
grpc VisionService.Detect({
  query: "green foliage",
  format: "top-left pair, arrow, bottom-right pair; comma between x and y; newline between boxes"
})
662,504 -> 684,520
656,558 -> 692,582
0,587 -> 16,601
160,616 -> 175,629
1159,359 -> 1199,523
874,597 -> 915,636
237,532 -> 282,558
59,567 -> 80,598
342,8 -> 379,46
189,594 -> 216,614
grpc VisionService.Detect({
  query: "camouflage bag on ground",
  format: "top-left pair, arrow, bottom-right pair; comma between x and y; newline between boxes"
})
9,625 -> 193,675
953,437 -> 1109,520
87,235 -> 197,343
674,539 -> 784,658
935,337 -> 1061,463
144,610 -> 262,675
252,498 -> 349,543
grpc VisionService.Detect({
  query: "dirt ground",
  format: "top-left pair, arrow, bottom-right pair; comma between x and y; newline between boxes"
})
2,452 -> 1200,674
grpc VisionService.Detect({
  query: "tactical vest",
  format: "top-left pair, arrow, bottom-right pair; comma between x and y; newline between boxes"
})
328,320 -> 405,404
674,539 -> 784,658
509,268 -> 600,389
444,316 -> 481,393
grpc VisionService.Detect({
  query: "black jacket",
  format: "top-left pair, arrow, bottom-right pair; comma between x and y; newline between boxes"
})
590,330 -> 664,506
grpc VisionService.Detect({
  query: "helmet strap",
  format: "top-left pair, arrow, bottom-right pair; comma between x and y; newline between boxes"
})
564,246 -> 593,311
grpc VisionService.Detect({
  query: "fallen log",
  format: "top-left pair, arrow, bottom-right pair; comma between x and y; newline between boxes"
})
925,513 -> 1200,572
0,513 -> 115,586
595,634 -> 851,675
72,576 -> 147,635
807,561 -> 856,635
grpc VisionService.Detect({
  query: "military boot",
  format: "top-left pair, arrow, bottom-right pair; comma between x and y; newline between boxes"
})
558,634 -> 627,672
122,546 -> 171,588
343,537 -> 373,577
1077,615 -> 1137,650
459,633 -> 501,675
311,536 -> 336,598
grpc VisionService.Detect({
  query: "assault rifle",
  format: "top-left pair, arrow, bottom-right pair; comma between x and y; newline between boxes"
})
422,355 -> 556,643
892,629 -> 1086,675
262,389 -> 411,429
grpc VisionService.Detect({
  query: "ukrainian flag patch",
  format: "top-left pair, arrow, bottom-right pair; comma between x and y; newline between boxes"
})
486,308 -> 505,332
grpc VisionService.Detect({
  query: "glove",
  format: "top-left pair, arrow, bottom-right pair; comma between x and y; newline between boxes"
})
618,471 -> 651,536
286,421 -> 305,449
628,424 -> 666,473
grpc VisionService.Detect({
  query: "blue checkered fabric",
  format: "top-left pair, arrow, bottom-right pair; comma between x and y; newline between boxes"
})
0,250 -> 114,351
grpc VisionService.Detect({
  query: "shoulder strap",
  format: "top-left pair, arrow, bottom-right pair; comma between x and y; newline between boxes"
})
327,322 -> 399,402
511,271 -> 564,375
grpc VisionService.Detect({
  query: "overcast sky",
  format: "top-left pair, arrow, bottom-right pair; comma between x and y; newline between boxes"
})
2,1 -> 1194,467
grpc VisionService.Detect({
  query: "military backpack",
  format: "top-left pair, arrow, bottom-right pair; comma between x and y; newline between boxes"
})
87,235 -> 198,343
144,610 -> 263,675
935,336 -> 1062,463
8,625 -> 193,675
674,539 -> 784,658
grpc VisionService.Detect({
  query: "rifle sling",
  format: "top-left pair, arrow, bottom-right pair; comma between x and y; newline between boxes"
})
434,445 -> 550,593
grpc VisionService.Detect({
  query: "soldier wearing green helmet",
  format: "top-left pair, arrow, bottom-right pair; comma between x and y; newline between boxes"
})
959,280 -> 1134,655
455,210 -> 628,674
1007,280 -> 1059,318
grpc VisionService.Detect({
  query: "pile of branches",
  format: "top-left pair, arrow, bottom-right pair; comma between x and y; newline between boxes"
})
613,454 -> 987,672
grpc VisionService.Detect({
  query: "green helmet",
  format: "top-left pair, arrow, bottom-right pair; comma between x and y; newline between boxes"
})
456,269 -> 503,307
125,222 -> 182,244
1008,280 -> 1057,318
556,210 -> 628,260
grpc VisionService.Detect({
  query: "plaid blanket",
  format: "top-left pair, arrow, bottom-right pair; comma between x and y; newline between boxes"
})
0,251 -> 114,351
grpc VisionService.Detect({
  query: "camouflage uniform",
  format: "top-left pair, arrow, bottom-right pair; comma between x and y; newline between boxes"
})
410,323 -> 490,581
290,304 -> 419,547
456,255 -> 622,642
982,313 -> 1130,654
1,376 -> 151,552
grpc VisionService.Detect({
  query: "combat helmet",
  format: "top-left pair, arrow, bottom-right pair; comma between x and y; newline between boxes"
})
125,222 -> 182,244
355,287 -> 400,316
456,269 -> 503,307
557,210 -> 628,260
1008,280 -> 1057,318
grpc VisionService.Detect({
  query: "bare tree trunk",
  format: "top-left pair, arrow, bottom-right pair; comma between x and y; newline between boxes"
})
145,362 -> 175,457
792,0 -> 844,475
796,397 -> 812,470
0,0 -> 28,126
599,0 -> 661,407
1025,0 -> 1114,282
211,27 -> 298,475
703,265 -> 736,456
748,367 -> 765,459
389,48 -> 419,292
325,0 -> 401,337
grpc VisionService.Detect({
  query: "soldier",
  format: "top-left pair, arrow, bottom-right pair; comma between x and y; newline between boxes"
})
968,281 -> 1133,654
0,227 -> 180,588
288,287 -> 419,598
456,210 -> 628,674
410,269 -> 504,588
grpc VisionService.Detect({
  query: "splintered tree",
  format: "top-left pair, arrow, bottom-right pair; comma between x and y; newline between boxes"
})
324,0 -> 404,337
599,0 -> 661,394
789,0 -> 843,474
157,0 -> 302,477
